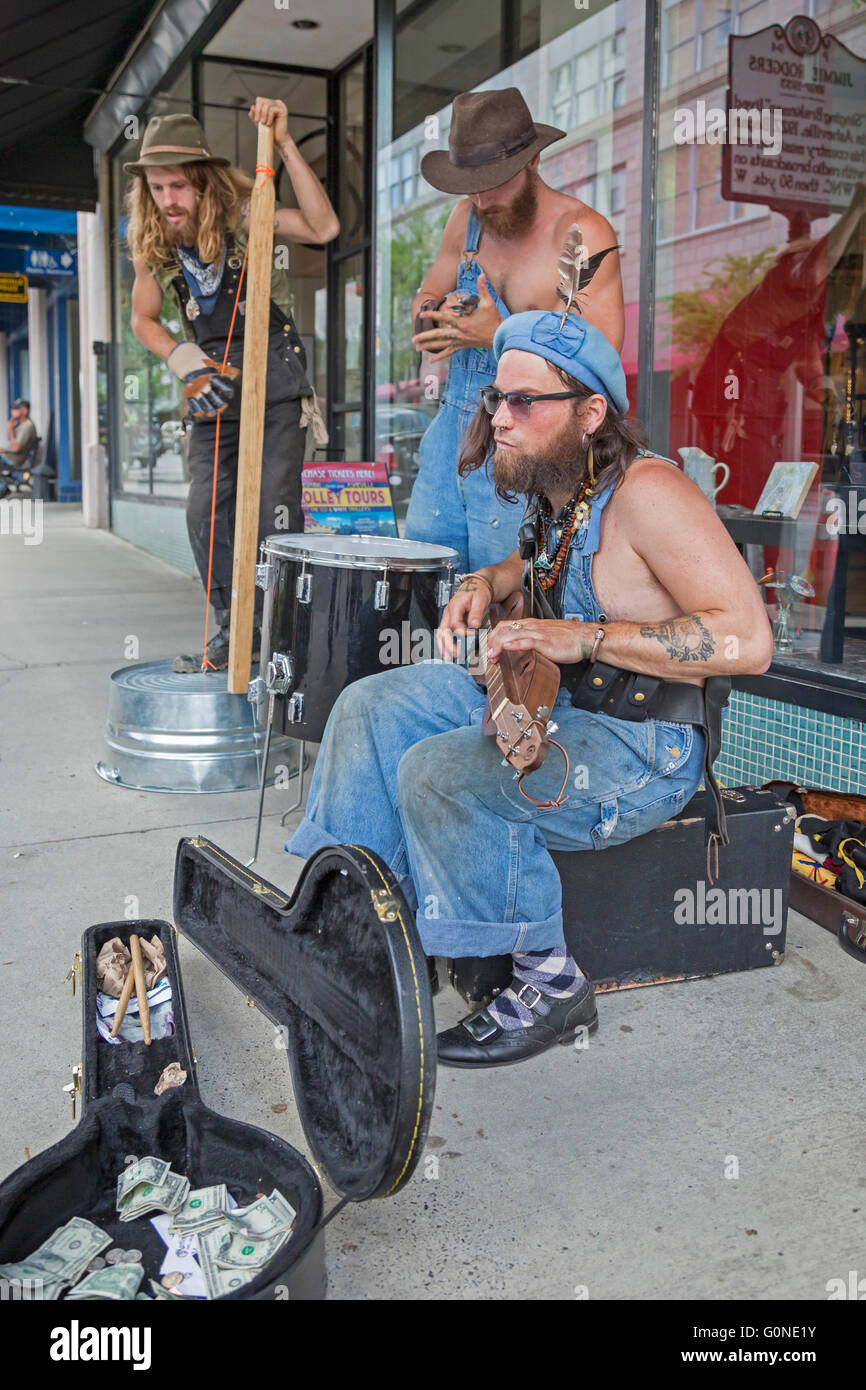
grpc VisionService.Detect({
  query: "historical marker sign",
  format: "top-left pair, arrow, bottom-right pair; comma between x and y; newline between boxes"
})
722,15 -> 866,217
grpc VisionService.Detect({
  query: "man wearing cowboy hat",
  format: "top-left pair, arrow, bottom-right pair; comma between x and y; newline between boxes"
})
404,87 -> 625,574
127,99 -> 339,672
286,312 -> 771,1067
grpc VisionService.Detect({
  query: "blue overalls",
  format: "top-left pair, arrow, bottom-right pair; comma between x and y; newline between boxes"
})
403,206 -> 525,573
285,472 -> 707,960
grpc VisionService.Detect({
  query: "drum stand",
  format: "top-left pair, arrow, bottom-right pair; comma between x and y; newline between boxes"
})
247,652 -> 294,867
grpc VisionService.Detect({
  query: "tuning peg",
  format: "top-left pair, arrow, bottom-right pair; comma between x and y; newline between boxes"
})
546,721 -> 559,735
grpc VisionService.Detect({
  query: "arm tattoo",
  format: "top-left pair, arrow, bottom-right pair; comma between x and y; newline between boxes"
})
639,614 -> 715,664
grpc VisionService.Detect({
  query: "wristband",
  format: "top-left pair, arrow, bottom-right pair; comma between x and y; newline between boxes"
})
588,627 -> 606,663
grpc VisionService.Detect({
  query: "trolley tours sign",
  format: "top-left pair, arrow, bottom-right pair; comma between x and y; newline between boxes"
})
301,460 -> 398,536
721,15 -> 866,217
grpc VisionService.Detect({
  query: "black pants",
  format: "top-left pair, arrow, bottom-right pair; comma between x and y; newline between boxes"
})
186,397 -> 305,627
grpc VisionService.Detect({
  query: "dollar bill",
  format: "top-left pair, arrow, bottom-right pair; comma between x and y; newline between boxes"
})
65,1263 -> 144,1301
229,1189 -> 296,1240
196,1224 -> 258,1300
169,1184 -> 229,1234
0,1217 -> 111,1297
119,1170 -> 190,1221
0,1263 -> 64,1299
116,1156 -> 170,1209
215,1225 -> 291,1271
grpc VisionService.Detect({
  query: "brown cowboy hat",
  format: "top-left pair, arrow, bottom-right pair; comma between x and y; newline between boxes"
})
420,89 -> 564,195
123,114 -> 230,174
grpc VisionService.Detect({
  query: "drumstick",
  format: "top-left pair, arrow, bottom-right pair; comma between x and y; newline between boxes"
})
128,934 -> 151,1045
110,965 -> 136,1038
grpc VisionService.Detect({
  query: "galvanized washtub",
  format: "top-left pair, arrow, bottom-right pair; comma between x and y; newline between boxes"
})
94,660 -> 297,793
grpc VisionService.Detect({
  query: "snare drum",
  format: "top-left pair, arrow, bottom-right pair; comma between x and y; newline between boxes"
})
257,534 -> 459,742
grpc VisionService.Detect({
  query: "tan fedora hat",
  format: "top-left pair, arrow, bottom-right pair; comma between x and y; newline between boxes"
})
420,89 -> 564,195
123,113 -> 230,174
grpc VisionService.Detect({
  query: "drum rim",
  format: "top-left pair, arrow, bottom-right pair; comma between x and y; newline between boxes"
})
261,534 -> 457,572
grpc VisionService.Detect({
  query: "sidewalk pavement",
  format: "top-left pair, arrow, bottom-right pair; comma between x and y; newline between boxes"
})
1,505 -> 863,1300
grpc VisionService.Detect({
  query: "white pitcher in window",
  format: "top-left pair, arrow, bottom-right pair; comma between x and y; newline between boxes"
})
677,447 -> 730,510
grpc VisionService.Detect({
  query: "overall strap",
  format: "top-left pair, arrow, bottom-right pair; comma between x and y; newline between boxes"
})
464,205 -> 482,255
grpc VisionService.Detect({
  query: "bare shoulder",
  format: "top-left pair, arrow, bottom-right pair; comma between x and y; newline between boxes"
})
132,255 -> 157,282
441,197 -> 472,248
552,196 -> 618,252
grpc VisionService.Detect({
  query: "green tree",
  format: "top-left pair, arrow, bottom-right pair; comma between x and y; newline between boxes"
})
389,205 -> 449,382
667,247 -> 778,377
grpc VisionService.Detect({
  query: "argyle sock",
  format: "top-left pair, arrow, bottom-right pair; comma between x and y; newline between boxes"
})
486,946 -> 586,1031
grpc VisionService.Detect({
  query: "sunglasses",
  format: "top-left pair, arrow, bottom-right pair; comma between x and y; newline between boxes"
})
480,387 -> 584,419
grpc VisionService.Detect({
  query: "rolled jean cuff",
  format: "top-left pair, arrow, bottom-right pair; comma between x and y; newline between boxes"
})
285,820 -> 416,909
413,907 -> 565,959
284,817 -> 340,860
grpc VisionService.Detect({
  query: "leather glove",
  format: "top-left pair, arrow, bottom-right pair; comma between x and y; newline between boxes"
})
167,342 -> 241,420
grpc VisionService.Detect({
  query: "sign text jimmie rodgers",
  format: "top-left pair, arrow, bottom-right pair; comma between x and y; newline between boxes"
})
722,15 -> 865,215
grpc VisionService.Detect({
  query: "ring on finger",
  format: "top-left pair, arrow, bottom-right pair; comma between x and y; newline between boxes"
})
510,621 -> 521,630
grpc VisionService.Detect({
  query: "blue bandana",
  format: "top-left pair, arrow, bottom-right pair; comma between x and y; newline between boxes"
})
493,311 -> 628,414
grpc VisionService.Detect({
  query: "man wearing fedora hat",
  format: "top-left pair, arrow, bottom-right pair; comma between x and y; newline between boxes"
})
404,87 -> 625,575
127,100 -> 339,672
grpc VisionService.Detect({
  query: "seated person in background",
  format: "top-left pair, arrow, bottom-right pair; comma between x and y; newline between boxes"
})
286,312 -> 773,1069
2,399 -> 37,473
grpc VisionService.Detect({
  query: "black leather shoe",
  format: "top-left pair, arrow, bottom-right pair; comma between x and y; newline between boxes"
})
173,627 -> 260,674
436,977 -> 598,1068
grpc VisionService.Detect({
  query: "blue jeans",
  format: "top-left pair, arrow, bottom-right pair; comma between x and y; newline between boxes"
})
285,661 -> 707,959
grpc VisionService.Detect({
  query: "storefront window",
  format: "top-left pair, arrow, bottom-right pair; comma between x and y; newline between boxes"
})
377,0 -> 641,532
654,0 -> 866,683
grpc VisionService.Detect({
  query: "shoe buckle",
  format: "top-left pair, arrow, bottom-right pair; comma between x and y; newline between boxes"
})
463,1011 -> 498,1042
515,982 -> 542,1011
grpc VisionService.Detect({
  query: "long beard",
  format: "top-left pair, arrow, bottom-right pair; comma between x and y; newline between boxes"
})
162,213 -> 197,246
492,412 -> 587,499
477,171 -> 538,240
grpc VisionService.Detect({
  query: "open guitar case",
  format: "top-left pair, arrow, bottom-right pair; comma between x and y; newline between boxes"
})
0,838 -> 436,1299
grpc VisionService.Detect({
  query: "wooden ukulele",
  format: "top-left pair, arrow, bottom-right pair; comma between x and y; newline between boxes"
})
468,589 -> 570,806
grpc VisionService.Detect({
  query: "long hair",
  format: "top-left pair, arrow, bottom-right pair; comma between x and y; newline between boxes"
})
125,162 -> 253,269
457,363 -> 649,503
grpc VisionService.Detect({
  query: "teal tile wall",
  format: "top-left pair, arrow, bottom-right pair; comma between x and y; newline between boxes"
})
714,689 -> 865,794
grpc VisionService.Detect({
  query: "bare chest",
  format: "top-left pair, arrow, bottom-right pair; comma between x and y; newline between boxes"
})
465,238 -> 563,314
590,496 -> 683,624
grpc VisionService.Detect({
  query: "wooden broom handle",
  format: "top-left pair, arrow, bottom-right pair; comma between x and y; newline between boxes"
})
228,120 -> 276,694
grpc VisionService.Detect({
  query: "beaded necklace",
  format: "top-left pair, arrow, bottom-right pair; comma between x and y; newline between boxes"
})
532,475 -> 596,590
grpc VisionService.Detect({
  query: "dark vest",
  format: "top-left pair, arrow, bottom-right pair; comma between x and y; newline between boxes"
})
168,234 -> 311,418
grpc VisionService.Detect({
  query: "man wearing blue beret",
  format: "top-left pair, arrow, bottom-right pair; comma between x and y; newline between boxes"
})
286,311 -> 773,1068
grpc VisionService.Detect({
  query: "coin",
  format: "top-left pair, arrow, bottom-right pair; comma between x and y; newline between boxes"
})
105,1249 -> 124,1265
161,1272 -> 183,1290
87,1257 -> 106,1272
123,1249 -> 143,1264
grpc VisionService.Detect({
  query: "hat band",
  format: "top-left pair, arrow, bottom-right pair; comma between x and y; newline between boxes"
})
449,127 -> 538,168
140,144 -> 211,157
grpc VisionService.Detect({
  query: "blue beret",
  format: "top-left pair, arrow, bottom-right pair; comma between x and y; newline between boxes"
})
493,311 -> 628,414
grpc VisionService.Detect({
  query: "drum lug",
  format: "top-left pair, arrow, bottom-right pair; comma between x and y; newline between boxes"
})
437,578 -> 451,607
255,562 -> 274,592
374,578 -> 391,610
296,572 -> 312,603
266,652 -> 294,695
286,692 -> 304,723
247,676 -> 266,720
